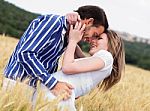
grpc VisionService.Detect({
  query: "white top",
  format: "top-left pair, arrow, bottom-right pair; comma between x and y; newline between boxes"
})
74,50 -> 113,87
91,50 -> 113,87
53,50 -> 113,97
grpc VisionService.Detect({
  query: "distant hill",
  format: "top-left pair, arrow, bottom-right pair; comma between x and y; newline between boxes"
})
117,31 -> 150,45
0,0 -> 39,38
117,31 -> 150,70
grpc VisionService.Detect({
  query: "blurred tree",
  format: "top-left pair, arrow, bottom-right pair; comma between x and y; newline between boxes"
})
0,0 -> 39,38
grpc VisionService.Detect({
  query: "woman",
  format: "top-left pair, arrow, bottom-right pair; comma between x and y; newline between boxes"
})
36,22 -> 125,110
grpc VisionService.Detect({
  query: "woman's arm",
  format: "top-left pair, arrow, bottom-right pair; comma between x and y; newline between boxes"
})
74,44 -> 86,58
62,40 -> 105,74
62,22 -> 105,74
66,12 -> 85,58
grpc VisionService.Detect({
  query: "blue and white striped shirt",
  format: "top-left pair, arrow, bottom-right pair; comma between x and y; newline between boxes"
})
4,14 -> 68,89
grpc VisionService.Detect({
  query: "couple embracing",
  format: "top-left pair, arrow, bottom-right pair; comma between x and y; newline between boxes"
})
3,5 -> 125,111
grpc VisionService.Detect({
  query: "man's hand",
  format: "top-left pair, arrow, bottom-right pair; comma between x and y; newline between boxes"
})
51,81 -> 74,100
66,12 -> 81,25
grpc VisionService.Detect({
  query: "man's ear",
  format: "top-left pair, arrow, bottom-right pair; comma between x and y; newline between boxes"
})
86,18 -> 94,25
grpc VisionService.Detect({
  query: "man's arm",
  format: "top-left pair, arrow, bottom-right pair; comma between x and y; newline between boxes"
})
17,15 -> 62,89
17,15 -> 74,99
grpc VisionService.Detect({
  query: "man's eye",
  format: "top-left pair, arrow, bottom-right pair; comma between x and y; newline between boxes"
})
93,35 -> 99,38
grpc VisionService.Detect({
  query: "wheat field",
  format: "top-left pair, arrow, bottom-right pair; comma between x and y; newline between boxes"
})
0,35 -> 150,111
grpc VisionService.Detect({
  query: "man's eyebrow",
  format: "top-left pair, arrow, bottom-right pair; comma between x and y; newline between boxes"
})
93,32 -> 99,36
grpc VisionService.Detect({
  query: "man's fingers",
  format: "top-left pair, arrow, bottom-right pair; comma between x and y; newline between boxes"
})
63,92 -> 71,101
72,15 -> 78,22
50,81 -> 74,100
66,83 -> 74,89
65,88 -> 72,95
51,90 -> 58,96
66,12 -> 80,25
64,83 -> 74,95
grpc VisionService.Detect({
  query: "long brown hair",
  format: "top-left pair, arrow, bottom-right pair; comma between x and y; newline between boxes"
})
99,30 -> 125,91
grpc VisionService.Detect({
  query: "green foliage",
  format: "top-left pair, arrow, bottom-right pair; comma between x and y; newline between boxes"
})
78,41 -> 90,52
0,0 -> 39,38
124,41 -> 150,70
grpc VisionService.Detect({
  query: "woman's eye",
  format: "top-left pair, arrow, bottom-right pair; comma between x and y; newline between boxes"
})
97,37 -> 102,40
94,35 -> 100,39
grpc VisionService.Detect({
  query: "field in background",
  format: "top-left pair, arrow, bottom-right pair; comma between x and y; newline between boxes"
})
0,35 -> 150,111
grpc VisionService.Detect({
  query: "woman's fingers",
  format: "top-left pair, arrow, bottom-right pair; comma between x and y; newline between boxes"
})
74,22 -> 85,32
74,22 -> 79,29
77,22 -> 82,30
81,24 -> 86,32
70,25 -> 73,30
77,14 -> 81,21
69,22 -> 86,43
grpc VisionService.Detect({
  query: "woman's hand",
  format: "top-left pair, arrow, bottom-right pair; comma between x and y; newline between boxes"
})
69,22 -> 86,43
66,12 -> 81,25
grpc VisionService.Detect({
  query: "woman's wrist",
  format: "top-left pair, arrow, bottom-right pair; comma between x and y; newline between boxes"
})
68,39 -> 78,44
67,40 -> 78,51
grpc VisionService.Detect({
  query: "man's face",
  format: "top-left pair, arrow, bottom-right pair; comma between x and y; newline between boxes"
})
83,25 -> 105,39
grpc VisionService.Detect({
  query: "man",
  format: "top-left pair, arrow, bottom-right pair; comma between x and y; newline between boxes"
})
4,5 -> 109,100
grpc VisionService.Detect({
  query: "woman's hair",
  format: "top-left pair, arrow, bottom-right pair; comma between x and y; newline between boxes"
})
99,30 -> 125,91
74,5 -> 109,32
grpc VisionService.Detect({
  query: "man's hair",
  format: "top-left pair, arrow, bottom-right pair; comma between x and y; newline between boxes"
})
75,5 -> 109,31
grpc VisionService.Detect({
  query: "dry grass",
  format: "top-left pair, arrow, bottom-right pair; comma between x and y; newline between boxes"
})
0,35 -> 150,111
76,65 -> 150,111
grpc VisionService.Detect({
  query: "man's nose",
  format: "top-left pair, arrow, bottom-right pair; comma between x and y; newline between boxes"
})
90,38 -> 97,44
82,37 -> 92,43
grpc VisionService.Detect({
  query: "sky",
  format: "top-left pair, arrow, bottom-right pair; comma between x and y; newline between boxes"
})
5,0 -> 150,39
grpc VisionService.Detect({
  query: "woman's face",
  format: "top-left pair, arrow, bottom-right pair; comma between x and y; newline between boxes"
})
89,33 -> 108,55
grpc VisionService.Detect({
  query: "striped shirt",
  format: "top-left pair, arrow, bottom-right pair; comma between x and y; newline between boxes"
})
4,14 -> 68,89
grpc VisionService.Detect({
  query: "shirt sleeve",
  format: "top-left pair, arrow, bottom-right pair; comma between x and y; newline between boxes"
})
17,15 -> 63,89
93,50 -> 113,71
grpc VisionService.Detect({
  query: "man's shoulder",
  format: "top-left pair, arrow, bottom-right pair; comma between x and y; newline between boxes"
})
36,14 -> 66,25
30,14 -> 67,31
39,14 -> 65,20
